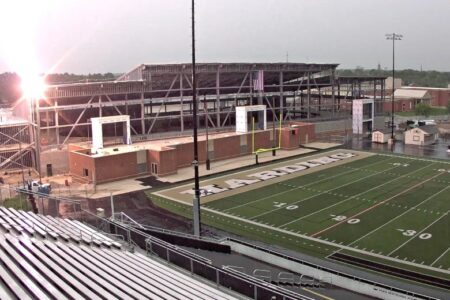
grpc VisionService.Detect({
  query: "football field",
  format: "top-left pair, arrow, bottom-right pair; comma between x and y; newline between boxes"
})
153,150 -> 450,285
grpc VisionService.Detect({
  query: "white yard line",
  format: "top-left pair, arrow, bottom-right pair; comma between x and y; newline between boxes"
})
377,152 -> 450,165
199,205 -> 450,276
223,156 -> 395,213
250,160 -> 402,220
311,170 -> 446,238
431,247 -> 450,267
347,184 -> 450,247
387,210 -> 449,256
280,162 -> 436,227
156,149 -> 366,193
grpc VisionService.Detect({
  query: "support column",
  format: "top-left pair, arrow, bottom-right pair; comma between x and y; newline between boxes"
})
216,70 -> 220,127
249,72 -> 253,105
337,83 -> 341,111
307,72 -> 311,119
279,71 -> 284,119
331,69 -> 336,115
55,100 -> 60,145
318,88 -> 321,112
99,95 -> 102,117
180,73 -> 184,132
46,111 -> 50,139
35,98 -> 41,179
373,80 -> 377,115
140,89 -> 145,135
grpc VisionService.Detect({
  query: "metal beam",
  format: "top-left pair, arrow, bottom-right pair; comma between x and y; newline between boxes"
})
61,96 -> 95,145
147,74 -> 179,135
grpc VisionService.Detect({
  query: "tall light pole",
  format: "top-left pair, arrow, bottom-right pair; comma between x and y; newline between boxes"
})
191,0 -> 201,236
386,33 -> 402,140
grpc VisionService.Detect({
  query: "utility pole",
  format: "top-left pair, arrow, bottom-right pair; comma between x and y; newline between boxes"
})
191,0 -> 201,236
386,33 -> 403,141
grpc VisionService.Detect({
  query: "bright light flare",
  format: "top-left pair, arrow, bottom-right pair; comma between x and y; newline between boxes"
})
20,74 -> 47,100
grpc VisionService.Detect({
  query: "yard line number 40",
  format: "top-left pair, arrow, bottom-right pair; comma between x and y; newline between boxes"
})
273,202 -> 298,210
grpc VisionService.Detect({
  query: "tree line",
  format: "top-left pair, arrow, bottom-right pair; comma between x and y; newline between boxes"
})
0,72 -> 116,105
337,68 -> 450,88
1,68 -> 449,106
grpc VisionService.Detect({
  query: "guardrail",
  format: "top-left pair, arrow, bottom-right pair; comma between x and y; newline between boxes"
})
82,211 -> 305,299
224,237 -> 440,300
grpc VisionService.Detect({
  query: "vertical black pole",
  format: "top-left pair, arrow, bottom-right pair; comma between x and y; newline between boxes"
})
205,95 -> 211,170
391,34 -> 395,140
191,0 -> 201,236
272,96 -> 276,156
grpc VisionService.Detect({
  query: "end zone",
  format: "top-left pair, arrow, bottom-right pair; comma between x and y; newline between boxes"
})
154,149 -> 374,204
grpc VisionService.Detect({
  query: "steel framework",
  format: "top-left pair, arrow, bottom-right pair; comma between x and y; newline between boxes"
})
36,63 -> 385,149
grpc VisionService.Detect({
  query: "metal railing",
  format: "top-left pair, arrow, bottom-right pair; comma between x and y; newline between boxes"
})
224,237 -> 440,300
112,211 -> 220,243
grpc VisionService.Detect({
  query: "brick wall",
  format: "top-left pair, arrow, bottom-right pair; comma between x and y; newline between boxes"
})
94,152 -> 140,183
69,151 -> 95,182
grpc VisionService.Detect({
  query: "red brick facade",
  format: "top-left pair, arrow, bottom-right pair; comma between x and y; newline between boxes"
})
69,124 -> 315,183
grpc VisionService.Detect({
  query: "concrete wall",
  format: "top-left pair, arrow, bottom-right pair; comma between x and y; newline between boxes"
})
314,119 -> 352,134
227,241 -> 426,300
40,149 -> 69,175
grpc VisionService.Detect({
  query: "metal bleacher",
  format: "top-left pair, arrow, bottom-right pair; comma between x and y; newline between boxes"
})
0,207 -> 239,300
0,207 -> 121,248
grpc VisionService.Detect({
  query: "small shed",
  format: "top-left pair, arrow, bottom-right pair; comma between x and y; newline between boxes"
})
372,129 -> 391,143
404,125 -> 439,146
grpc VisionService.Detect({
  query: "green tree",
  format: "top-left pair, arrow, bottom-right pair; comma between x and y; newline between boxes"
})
415,103 -> 432,116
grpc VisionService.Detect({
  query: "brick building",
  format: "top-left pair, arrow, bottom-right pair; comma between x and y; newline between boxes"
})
383,89 -> 431,113
69,122 -> 315,184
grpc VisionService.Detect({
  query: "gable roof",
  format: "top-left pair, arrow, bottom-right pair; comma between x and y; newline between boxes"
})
372,128 -> 392,134
408,125 -> 439,135
394,89 -> 431,99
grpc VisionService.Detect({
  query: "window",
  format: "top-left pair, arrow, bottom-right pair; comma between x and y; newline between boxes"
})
83,168 -> 89,177
413,135 -> 420,142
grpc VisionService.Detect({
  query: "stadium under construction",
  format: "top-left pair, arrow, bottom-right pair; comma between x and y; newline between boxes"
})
1,62 -> 386,183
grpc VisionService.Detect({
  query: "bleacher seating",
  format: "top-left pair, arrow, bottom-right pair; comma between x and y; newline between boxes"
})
0,207 -> 121,248
0,207 -> 238,299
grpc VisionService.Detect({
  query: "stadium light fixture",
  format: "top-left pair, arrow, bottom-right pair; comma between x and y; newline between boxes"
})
385,33 -> 403,140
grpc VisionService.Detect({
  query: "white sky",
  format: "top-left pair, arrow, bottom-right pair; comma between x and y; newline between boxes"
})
0,0 -> 449,74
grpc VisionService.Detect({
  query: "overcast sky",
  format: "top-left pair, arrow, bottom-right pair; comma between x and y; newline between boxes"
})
1,0 -> 449,74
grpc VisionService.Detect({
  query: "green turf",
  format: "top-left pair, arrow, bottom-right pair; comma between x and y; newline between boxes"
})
152,151 -> 450,285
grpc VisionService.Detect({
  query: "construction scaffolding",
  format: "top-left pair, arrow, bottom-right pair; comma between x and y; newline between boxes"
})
0,109 -> 35,174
